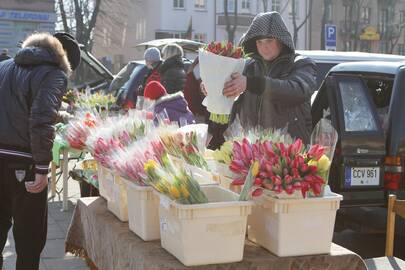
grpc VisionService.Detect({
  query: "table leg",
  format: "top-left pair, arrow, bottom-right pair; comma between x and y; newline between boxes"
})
51,162 -> 56,198
62,149 -> 69,211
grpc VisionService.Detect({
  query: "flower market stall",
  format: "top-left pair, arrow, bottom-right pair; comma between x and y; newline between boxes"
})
59,51 -> 366,269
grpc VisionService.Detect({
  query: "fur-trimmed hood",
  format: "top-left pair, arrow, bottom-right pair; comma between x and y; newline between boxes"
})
14,33 -> 72,75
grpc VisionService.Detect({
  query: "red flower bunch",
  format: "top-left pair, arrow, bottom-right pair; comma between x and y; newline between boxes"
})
230,138 -> 327,198
65,113 -> 97,150
205,41 -> 244,59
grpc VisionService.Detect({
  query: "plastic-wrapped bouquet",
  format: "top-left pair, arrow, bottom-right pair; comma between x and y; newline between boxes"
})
64,112 -> 98,150
158,124 -> 209,170
199,42 -> 247,124
143,154 -> 208,204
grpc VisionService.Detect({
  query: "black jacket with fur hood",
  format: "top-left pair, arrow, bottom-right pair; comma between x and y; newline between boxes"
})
0,33 -> 71,174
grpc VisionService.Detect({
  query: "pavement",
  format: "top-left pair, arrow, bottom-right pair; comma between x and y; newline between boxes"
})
3,172 -> 89,270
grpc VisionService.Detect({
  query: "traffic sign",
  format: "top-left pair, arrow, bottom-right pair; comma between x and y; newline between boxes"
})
325,24 -> 336,51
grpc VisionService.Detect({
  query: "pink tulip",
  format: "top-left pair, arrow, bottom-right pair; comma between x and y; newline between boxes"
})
252,188 -> 263,197
308,144 -> 325,161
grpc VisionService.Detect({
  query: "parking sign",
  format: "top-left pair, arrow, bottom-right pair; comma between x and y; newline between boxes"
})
325,24 -> 336,51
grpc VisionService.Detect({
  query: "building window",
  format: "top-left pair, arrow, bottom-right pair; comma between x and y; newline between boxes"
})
194,33 -> 207,43
344,4 -> 352,23
400,10 -> 405,25
241,0 -> 251,12
271,0 -> 280,12
289,0 -> 299,19
360,41 -> 371,52
325,2 -> 333,22
344,40 -> 352,51
195,0 -> 205,9
227,0 -> 235,12
362,7 -> 371,24
379,9 -> 388,34
173,0 -> 185,9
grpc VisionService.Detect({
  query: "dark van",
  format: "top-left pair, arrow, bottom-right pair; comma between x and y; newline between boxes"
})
312,61 -> 405,207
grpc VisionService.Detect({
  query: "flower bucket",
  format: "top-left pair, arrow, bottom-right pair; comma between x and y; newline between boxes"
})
125,179 -> 160,241
159,185 -> 253,266
97,163 -> 114,201
107,173 -> 128,222
247,192 -> 343,257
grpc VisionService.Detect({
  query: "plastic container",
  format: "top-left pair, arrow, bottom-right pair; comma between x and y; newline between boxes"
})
107,173 -> 128,222
125,179 -> 160,241
217,175 -> 242,194
159,185 -> 253,266
247,192 -> 343,257
97,164 -> 114,201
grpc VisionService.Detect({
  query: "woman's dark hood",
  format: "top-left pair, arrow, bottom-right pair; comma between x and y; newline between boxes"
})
239,12 -> 295,56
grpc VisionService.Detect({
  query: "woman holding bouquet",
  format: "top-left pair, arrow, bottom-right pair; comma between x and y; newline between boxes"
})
224,12 -> 317,144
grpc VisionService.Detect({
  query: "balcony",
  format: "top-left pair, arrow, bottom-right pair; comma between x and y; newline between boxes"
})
339,20 -> 371,36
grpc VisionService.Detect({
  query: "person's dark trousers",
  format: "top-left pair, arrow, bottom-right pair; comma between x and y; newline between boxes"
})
0,159 -> 48,270
207,120 -> 228,150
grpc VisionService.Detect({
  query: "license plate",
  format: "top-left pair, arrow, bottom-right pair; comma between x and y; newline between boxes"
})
344,167 -> 380,187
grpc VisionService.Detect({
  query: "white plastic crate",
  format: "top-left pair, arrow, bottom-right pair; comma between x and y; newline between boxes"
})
159,185 -> 253,266
247,192 -> 343,257
98,164 -> 114,201
125,180 -> 160,241
107,174 -> 128,222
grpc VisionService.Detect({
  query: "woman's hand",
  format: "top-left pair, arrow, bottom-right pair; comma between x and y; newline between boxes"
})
223,73 -> 247,98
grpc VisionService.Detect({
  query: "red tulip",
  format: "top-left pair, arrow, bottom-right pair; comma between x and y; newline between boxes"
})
289,139 -> 303,156
308,144 -> 325,161
232,178 -> 245,186
254,177 -> 263,186
252,188 -> 263,197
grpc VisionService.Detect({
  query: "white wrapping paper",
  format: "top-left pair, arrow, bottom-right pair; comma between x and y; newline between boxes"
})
199,49 -> 245,115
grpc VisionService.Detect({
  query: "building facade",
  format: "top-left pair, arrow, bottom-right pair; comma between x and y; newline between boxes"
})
92,0 -> 312,73
310,0 -> 405,54
0,0 -> 55,56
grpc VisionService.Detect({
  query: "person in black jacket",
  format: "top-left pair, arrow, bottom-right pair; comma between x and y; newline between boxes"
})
225,12 -> 317,144
158,43 -> 187,94
0,32 -> 80,270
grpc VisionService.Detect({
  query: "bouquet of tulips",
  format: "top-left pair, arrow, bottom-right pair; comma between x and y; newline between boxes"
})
75,91 -> 116,111
143,154 -> 208,204
158,124 -> 209,170
110,138 -> 164,185
199,41 -> 246,123
230,137 -> 332,199
64,112 -> 98,150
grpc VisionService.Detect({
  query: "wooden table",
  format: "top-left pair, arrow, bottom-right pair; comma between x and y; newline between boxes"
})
65,197 -> 367,270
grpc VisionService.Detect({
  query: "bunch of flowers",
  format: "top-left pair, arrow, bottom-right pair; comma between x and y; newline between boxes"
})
205,41 -> 245,59
158,125 -> 209,170
143,155 -> 208,204
86,114 -> 149,167
110,138 -> 164,186
64,112 -> 98,150
76,92 -> 116,111
212,141 -> 233,165
230,138 -> 331,198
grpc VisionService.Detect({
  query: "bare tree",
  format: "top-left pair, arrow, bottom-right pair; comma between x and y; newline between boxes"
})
350,0 -> 366,51
378,0 -> 405,53
291,0 -> 313,46
321,0 -> 332,50
224,0 -> 238,43
57,0 -> 101,51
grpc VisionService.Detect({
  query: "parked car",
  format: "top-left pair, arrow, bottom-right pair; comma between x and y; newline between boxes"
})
312,61 -> 405,207
69,45 -> 114,91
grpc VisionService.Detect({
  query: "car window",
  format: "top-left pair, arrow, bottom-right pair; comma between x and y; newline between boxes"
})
68,51 -> 108,89
364,78 -> 393,134
338,78 -> 378,132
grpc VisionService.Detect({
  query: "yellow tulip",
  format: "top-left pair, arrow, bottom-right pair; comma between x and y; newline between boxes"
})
251,161 -> 260,177
170,186 -> 180,199
144,159 -> 158,172
181,185 -> 190,198
317,155 -> 331,172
